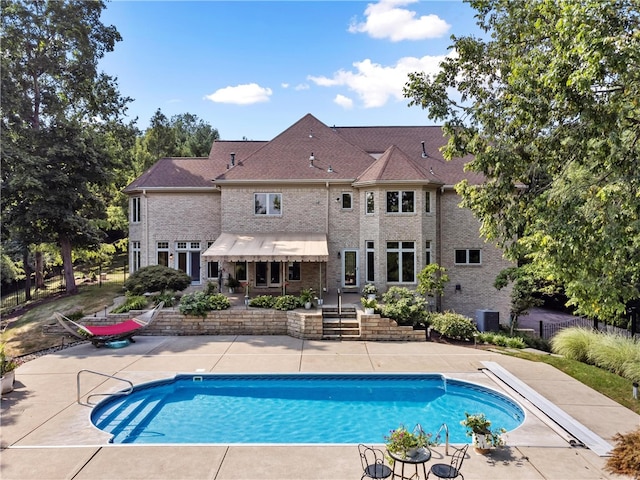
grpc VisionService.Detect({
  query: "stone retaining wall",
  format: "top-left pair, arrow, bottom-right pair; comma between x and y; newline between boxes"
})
83,309 -> 425,342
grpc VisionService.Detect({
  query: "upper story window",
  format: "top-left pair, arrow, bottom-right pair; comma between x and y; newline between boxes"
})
341,192 -> 352,209
131,197 -> 141,223
255,193 -> 282,215
425,191 -> 432,213
455,249 -> 481,265
386,191 -> 415,213
365,191 -> 374,214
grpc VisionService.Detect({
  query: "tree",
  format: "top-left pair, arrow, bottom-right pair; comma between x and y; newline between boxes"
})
1,0 -> 131,294
404,0 -> 640,321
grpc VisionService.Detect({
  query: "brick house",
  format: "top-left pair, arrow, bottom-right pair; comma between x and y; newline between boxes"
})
124,113 -> 512,321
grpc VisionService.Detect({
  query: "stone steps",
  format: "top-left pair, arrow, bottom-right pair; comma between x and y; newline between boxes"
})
321,307 -> 360,339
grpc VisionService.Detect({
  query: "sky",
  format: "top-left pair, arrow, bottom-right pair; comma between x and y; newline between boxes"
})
99,0 -> 481,140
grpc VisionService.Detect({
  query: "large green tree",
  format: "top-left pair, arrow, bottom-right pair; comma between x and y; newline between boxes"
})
404,0 -> 640,321
1,0 -> 131,294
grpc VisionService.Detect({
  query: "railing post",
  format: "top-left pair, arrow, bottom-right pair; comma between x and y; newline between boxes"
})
539,320 -> 543,339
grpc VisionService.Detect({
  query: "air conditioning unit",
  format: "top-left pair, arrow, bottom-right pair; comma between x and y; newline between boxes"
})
476,309 -> 499,332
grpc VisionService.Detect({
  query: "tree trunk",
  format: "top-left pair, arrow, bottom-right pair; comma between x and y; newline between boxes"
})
22,248 -> 32,301
35,249 -> 45,289
60,235 -> 78,294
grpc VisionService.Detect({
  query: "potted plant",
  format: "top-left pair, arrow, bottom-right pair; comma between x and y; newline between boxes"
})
362,283 -> 378,300
384,425 -> 438,462
361,296 -> 377,314
226,275 -> 240,293
299,288 -> 315,309
460,412 -> 506,454
1,343 -> 17,394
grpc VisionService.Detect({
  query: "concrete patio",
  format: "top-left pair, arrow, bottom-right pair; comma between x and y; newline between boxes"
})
1,334 -> 638,479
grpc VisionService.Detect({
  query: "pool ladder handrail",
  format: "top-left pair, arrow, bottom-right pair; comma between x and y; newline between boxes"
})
436,423 -> 450,456
77,369 -> 134,406
415,422 -> 449,456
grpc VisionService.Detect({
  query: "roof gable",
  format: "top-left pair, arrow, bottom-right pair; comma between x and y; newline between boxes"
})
356,145 -> 444,185
214,114 -> 375,182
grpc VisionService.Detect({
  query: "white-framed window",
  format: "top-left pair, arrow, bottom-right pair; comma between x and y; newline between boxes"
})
131,197 -> 141,223
386,241 -> 416,283
288,262 -> 301,281
341,192 -> 352,209
366,241 -> 375,282
425,191 -> 432,213
365,191 -> 374,214
157,241 -> 169,266
254,193 -> 282,215
386,191 -> 415,213
455,249 -> 481,265
425,241 -> 432,265
131,241 -> 141,272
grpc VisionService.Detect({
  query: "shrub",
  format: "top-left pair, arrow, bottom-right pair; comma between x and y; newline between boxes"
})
550,327 -> 599,363
152,291 -> 179,308
204,281 -> 218,295
249,295 -> 277,308
430,311 -> 478,340
124,265 -> 191,295
208,293 -> 231,310
505,336 -> 527,349
111,295 -> 149,314
381,287 -> 429,326
273,295 -> 299,311
605,427 -> 640,479
587,333 -> 640,377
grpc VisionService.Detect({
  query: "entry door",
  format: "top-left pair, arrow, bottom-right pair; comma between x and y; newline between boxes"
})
177,251 -> 201,284
342,250 -> 358,288
256,262 -> 281,287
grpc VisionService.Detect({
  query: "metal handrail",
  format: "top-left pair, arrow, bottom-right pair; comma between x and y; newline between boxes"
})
436,423 -> 450,456
77,369 -> 134,406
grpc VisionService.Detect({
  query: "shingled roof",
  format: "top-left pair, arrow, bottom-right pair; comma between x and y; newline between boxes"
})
213,114 -> 375,182
125,113 -> 480,192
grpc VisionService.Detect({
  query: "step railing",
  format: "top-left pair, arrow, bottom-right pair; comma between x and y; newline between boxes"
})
77,369 -> 134,406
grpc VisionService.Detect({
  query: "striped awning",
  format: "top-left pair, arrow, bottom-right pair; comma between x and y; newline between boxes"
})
202,232 -> 329,262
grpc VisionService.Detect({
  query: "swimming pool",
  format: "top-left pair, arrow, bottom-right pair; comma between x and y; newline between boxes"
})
91,373 -> 525,444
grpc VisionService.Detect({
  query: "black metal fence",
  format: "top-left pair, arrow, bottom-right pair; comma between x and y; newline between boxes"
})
1,261 -> 128,312
539,314 -> 639,340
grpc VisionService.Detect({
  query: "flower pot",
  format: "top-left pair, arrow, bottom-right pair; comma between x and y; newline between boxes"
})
1,370 -> 15,394
304,302 -> 312,310
365,307 -> 375,314
367,293 -> 376,300
406,447 -> 420,457
472,433 -> 491,454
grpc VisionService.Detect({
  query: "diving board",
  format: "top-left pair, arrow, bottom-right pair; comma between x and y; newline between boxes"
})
481,361 -> 613,456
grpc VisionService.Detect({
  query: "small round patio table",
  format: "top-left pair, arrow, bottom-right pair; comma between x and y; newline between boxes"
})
387,447 -> 431,480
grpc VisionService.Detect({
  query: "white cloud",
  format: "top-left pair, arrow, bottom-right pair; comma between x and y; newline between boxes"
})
349,0 -> 450,41
334,94 -> 354,109
204,83 -> 272,105
281,82 -> 290,89
308,53 -> 451,108
294,83 -> 310,91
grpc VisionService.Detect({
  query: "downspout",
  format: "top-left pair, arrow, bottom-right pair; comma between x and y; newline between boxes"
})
436,186 -> 443,311
143,189 -> 149,267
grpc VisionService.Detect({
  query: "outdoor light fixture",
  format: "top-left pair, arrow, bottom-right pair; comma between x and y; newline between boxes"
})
455,283 -> 461,293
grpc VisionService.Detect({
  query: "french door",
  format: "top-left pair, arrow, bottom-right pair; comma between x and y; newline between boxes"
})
255,261 -> 281,287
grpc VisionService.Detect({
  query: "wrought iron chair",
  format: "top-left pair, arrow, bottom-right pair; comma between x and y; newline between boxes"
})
426,443 -> 468,479
358,444 -> 392,480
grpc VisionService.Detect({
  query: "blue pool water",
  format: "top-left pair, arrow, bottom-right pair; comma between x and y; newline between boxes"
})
91,374 -> 525,444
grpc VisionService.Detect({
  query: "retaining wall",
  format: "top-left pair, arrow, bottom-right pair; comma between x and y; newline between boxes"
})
83,309 -> 426,342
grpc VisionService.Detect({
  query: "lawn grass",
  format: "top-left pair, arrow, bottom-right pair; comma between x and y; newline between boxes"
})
503,349 -> 640,415
2,282 -> 124,357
